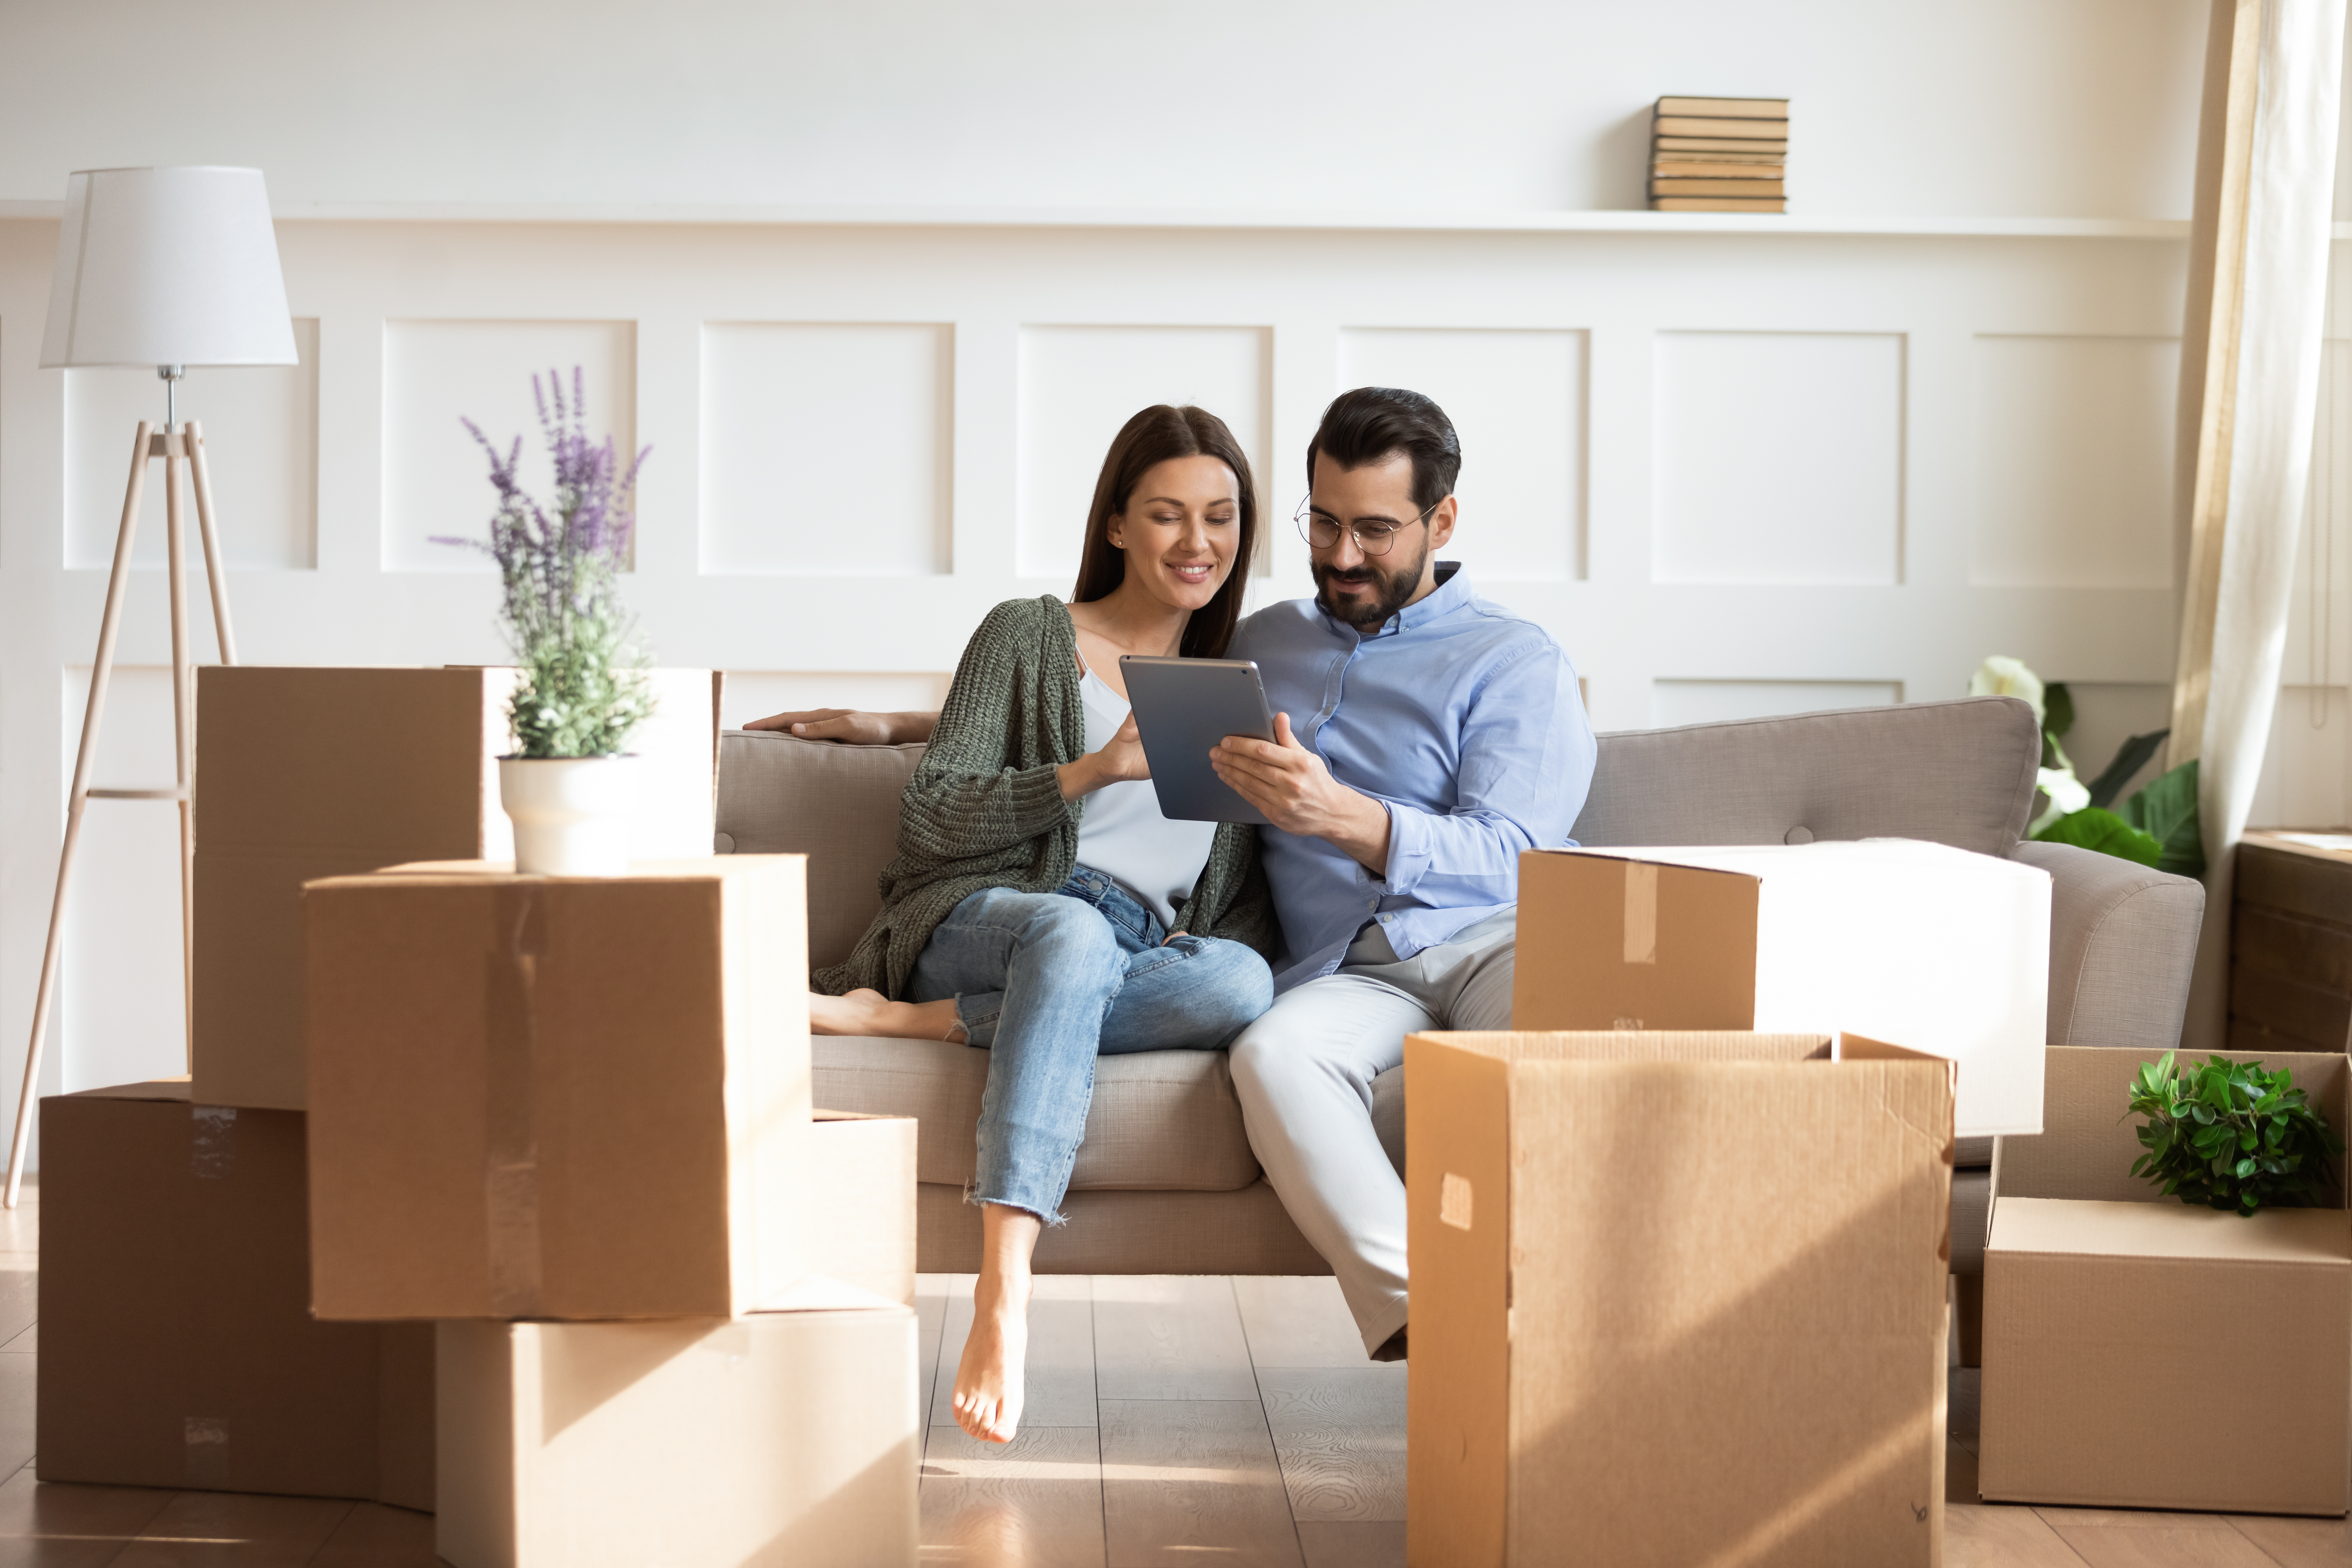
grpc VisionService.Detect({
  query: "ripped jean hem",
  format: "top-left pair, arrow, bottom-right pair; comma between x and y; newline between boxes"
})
962,1180 -> 1068,1228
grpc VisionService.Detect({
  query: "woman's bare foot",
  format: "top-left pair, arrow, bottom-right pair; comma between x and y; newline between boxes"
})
952,1268 -> 1032,1444
808,988 -> 964,1041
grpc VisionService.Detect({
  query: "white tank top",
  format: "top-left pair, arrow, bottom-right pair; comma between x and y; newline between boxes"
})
1073,667 -> 1220,931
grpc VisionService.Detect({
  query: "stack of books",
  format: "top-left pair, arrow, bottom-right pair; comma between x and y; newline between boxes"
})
1650,96 -> 1788,213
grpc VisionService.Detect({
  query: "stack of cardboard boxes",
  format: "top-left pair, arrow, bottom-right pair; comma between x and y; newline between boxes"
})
1407,841 -> 2051,1566
39,667 -> 923,1567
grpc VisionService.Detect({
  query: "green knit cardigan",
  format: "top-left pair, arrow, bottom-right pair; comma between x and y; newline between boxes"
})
813,596 -> 1278,999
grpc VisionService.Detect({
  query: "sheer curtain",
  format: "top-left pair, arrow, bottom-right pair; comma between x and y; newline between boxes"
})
2176,0 -> 2344,1050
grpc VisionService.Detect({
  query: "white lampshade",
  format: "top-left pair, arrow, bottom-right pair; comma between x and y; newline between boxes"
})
39,166 -> 297,369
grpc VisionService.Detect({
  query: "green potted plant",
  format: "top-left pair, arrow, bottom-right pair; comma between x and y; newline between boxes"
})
437,369 -> 655,874
2126,1051 -> 2344,1214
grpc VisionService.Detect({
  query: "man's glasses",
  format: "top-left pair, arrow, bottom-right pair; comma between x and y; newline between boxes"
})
1294,496 -> 1439,558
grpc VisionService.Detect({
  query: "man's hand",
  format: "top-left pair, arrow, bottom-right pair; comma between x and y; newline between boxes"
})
1211,713 -> 1392,875
744,709 -> 936,745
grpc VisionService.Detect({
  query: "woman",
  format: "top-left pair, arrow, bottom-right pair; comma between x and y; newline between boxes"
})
778,405 -> 1276,1445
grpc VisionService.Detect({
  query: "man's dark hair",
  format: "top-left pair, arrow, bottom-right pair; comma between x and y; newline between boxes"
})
1306,387 -> 1461,514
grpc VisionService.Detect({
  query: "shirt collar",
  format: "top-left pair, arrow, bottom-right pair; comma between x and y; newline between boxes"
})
1366,561 -> 1469,639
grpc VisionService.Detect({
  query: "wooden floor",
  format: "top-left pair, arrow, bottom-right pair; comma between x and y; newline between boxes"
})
0,1175 -> 2348,1565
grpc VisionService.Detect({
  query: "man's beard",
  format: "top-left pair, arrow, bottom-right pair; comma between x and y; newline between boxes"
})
1313,535 -> 1431,630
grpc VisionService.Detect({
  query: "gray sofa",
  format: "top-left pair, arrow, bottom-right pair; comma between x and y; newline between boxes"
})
715,694 -> 2207,1290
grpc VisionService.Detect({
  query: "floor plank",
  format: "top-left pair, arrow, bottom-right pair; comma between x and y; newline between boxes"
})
1946,1503 -> 2093,1567
1099,1399 -> 1300,1568
2231,1513 -> 2352,1566
303,1502 -> 436,1567
936,1275 -> 1098,1430
2039,1507 -> 2283,1568
1295,1519 -> 1404,1568
917,1275 -> 951,1443
0,1279 -> 35,1359
1254,1367 -> 1405,1523
921,1424 -> 1105,1568
1091,1279 -> 1256,1402
109,1492 -> 352,1567
0,1357 -> 34,1480
1232,1278 -> 1366,1371
0,1463 -> 177,1567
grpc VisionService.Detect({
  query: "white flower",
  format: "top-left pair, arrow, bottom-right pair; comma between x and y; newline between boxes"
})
1971,656 -> 2045,727
2030,764 -> 2091,835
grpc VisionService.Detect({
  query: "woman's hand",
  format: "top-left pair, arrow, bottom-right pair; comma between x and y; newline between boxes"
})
1057,713 -> 1150,799
744,709 -> 937,744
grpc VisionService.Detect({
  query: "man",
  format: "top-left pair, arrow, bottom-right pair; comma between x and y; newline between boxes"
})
1206,387 -> 1592,1357
757,387 -> 1594,1358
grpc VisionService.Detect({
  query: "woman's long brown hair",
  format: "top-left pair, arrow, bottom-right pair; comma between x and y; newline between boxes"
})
1070,405 -> 1259,659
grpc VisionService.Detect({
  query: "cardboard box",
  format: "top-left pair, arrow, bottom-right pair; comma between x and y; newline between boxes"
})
36,1081 -> 433,1505
1407,1031 -> 1954,1568
305,856 -> 852,1319
1981,1045 -> 2352,1514
1514,840 -> 2050,1138
437,1286 -> 918,1568
194,665 -> 724,1111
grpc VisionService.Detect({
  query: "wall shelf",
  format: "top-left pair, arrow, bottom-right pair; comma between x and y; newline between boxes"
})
0,198 -> 2192,239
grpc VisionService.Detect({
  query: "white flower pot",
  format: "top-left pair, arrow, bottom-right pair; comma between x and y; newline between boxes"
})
499,755 -> 639,876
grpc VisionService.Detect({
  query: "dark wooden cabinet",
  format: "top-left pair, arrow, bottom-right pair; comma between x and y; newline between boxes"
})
2231,831 -> 2352,1054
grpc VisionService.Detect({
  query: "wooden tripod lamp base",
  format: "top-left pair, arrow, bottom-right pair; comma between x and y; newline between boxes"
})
4,416 -> 237,1207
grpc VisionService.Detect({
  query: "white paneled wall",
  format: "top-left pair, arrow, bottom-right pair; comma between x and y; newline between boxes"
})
0,205 -> 2319,1160
1652,680 -> 1903,728
1336,329 -> 1587,581
381,319 -> 638,571
1652,331 -> 1905,586
1015,326 -> 1272,582
699,323 -> 953,577
1971,334 -> 2179,589
67,320 -> 320,571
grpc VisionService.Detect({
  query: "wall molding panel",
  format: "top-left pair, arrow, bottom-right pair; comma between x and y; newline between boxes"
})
0,214 -> 2205,1147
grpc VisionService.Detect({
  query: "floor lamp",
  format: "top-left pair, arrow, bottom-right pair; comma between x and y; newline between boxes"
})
6,167 -> 298,1206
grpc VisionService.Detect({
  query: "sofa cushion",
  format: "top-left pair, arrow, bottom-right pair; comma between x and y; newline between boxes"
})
813,1036 -> 1261,1193
716,731 -> 927,969
1573,696 -> 2040,860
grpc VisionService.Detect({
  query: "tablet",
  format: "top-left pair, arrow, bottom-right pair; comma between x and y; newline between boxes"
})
1119,655 -> 1278,825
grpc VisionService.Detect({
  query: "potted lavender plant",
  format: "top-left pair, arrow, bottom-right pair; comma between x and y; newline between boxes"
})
437,369 -> 655,875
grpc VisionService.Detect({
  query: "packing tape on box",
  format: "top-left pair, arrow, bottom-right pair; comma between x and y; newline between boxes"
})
183,1416 -> 230,1487
189,1105 -> 237,1178
484,886 -> 549,1316
1622,861 -> 1659,965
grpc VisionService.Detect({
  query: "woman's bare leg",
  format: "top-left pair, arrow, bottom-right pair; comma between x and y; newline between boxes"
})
809,988 -> 964,1040
953,1202 -> 1043,1443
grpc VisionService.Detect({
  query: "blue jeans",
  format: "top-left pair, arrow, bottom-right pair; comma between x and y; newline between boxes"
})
907,867 -> 1274,1223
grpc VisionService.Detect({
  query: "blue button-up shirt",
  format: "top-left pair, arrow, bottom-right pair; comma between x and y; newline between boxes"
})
1227,564 -> 1595,993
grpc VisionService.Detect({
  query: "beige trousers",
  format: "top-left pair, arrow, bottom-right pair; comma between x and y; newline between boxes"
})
1227,910 -> 1516,1353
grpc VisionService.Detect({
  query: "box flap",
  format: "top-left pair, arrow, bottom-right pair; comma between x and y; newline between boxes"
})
63,1079 -> 192,1104
1417,1030 -> 1830,1064
1990,1196 -> 2352,1265
2000,1047 -> 2352,1208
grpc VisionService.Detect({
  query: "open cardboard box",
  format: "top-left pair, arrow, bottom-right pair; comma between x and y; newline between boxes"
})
1406,1030 -> 1955,1568
437,1281 -> 918,1568
194,666 -> 724,1111
1981,1045 -> 2352,1514
37,1081 -> 433,1508
303,856 -> 903,1320
1513,840 -> 2050,1139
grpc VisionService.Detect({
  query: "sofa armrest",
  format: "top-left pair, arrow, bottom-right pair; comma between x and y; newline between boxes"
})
2008,839 -> 2205,1052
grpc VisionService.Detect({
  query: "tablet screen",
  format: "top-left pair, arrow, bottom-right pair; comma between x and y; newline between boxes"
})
1119,656 -> 1278,825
